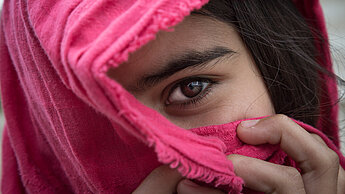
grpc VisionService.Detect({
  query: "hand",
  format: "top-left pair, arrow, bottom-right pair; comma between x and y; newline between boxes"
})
133,114 -> 345,193
132,165 -> 182,194
132,164 -> 225,194
232,114 -> 345,193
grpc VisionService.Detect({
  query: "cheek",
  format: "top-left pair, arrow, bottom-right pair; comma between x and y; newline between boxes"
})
230,68 -> 275,119
165,65 -> 275,129
164,78 -> 275,129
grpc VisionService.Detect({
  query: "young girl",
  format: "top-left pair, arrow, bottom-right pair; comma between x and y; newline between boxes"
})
1,0 -> 344,193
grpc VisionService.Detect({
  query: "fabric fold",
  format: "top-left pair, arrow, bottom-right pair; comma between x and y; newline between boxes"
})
1,0 -> 344,193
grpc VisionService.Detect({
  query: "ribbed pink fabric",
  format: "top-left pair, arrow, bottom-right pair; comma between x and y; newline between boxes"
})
0,0 -> 343,193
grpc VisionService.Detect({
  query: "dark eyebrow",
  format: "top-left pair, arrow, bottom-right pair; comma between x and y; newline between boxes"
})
131,46 -> 235,93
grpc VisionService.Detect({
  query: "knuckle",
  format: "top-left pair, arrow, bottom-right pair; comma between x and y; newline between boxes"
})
280,166 -> 304,188
273,114 -> 290,122
311,134 -> 326,145
317,148 -> 339,167
284,166 -> 301,180
313,148 -> 340,175
274,166 -> 305,193
270,114 -> 291,127
324,149 -> 339,168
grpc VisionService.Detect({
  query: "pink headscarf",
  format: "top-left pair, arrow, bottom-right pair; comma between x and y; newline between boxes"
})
1,0 -> 344,193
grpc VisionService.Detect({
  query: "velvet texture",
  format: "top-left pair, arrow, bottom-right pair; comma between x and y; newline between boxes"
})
0,0 -> 343,193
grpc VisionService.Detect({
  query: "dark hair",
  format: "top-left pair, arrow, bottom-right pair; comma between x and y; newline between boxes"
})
194,0 -> 340,127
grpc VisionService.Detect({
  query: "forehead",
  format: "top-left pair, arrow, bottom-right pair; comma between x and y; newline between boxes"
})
107,15 -> 240,87
133,15 -> 236,63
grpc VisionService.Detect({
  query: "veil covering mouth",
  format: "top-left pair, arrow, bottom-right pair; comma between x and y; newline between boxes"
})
0,0 -> 344,193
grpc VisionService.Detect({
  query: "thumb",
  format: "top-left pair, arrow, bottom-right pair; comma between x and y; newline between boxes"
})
177,179 -> 225,194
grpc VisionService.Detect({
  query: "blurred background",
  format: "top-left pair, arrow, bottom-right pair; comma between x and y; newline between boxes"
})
0,0 -> 344,180
321,0 -> 345,154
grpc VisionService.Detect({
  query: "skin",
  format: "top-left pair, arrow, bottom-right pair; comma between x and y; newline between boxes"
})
108,15 -> 274,129
107,15 -> 345,193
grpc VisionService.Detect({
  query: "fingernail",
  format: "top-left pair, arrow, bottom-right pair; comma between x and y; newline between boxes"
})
241,119 -> 259,128
183,179 -> 200,188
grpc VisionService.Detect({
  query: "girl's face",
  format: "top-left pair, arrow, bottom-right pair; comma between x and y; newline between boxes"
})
107,15 -> 275,129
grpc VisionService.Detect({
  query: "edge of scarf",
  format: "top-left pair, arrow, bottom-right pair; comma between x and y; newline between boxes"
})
108,1 -> 245,192
95,0 -> 246,193
89,0 -> 340,193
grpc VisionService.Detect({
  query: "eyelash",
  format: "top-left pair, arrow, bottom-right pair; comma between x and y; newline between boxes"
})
164,77 -> 219,109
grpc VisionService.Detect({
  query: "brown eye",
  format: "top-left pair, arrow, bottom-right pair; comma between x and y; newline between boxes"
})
166,79 -> 211,105
181,81 -> 204,98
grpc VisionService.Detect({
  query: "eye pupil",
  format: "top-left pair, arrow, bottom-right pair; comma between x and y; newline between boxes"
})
181,81 -> 203,98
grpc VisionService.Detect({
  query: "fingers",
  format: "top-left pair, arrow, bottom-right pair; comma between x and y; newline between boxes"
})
227,154 -> 306,194
312,134 -> 345,194
338,166 -> 345,194
177,179 -> 225,194
135,115 -> 344,194
310,133 -> 327,145
133,165 -> 226,194
237,114 -> 339,194
133,165 -> 182,194
238,115 -> 331,169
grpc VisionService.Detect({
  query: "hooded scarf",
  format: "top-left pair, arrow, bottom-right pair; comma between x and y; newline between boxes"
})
1,0 -> 344,193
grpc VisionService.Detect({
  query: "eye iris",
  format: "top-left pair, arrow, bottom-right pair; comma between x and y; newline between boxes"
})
181,81 -> 203,98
